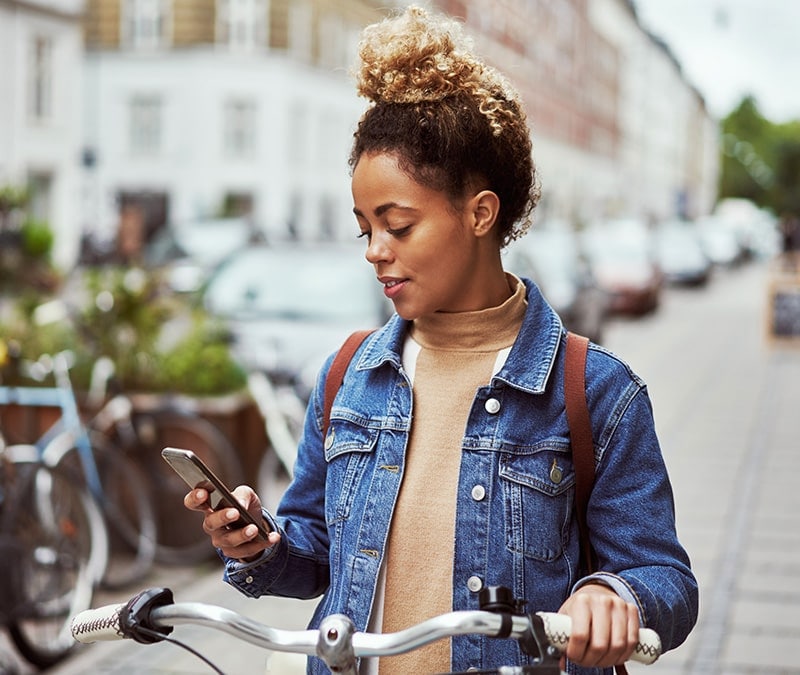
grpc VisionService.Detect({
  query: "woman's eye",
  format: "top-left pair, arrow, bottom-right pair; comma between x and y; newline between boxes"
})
386,224 -> 412,237
356,231 -> 371,241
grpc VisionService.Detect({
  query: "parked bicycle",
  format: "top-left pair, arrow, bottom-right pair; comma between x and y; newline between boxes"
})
31,296 -> 247,567
70,585 -> 661,674
0,341 -> 156,590
0,434 -> 102,668
247,367 -> 306,512
86,364 -> 245,566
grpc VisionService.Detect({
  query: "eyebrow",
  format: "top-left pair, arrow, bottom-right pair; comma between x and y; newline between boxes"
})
353,202 -> 415,218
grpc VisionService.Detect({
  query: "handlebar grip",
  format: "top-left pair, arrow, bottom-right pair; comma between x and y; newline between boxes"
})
536,612 -> 662,665
71,603 -> 126,643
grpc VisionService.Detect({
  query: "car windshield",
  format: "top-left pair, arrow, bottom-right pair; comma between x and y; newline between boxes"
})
205,247 -> 380,322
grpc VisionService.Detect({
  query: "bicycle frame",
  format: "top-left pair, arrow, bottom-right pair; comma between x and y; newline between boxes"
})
0,353 -> 103,499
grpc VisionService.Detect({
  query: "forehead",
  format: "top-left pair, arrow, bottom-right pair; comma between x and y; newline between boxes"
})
352,152 -> 448,210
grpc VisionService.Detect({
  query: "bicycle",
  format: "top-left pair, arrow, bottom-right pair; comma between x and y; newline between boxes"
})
247,367 -> 306,512
0,438 -> 103,668
70,585 -> 662,674
0,343 -> 157,590
35,295 -> 247,567
87,370 -> 246,565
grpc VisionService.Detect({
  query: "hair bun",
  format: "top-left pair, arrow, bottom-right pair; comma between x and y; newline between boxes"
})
357,6 -> 481,102
354,6 -> 521,136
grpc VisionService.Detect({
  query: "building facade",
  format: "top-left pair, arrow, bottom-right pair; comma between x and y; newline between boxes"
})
81,0 -> 395,255
1,0 -> 720,266
0,0 -> 86,268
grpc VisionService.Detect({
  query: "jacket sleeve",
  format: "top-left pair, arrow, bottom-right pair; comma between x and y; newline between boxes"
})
578,376 -> 698,653
223,355 -> 334,600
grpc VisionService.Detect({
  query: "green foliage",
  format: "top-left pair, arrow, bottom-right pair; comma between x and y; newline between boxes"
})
20,218 -> 54,259
720,96 -> 800,216
0,267 -> 247,396
153,316 -> 246,396
0,184 -> 29,215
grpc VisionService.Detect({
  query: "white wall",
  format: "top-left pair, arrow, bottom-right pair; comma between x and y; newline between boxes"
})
83,48 -> 365,243
0,1 -> 85,269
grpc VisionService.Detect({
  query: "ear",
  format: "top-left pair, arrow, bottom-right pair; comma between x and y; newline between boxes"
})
468,190 -> 500,238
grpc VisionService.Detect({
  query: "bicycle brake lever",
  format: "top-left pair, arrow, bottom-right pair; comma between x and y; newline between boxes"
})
519,613 -> 561,673
121,587 -> 175,644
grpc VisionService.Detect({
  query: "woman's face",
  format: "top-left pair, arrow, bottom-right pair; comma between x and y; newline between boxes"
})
352,152 -> 498,321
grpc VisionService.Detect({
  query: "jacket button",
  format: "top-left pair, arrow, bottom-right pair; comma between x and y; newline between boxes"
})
324,429 -> 335,450
484,398 -> 501,414
245,576 -> 253,584
471,485 -> 486,501
467,575 -> 483,592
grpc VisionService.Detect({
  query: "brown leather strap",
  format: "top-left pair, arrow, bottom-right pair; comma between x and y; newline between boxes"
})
564,332 -> 595,572
564,333 -> 629,675
322,330 -> 375,439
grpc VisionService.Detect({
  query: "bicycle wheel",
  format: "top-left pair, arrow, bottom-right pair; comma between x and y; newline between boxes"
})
2,458 -> 104,669
42,432 -> 158,589
125,408 -> 244,565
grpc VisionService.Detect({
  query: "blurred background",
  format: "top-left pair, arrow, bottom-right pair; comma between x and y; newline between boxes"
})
1,1 -> 800,674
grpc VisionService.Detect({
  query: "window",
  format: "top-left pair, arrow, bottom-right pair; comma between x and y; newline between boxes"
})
130,95 -> 162,154
217,0 -> 267,50
123,0 -> 169,50
288,0 -> 312,62
29,36 -> 53,121
223,99 -> 257,158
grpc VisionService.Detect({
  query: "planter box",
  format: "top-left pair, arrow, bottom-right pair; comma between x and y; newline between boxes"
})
0,390 -> 269,486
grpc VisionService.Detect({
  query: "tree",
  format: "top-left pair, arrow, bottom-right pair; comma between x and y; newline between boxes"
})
720,96 -> 800,216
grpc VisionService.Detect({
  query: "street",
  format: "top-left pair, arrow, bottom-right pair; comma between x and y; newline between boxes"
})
5,257 -> 800,674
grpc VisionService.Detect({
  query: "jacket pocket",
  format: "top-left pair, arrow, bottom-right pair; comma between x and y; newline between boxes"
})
324,419 -> 379,523
499,443 -> 574,561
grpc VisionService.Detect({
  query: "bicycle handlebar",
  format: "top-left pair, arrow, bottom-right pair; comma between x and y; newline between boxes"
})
71,587 -> 662,671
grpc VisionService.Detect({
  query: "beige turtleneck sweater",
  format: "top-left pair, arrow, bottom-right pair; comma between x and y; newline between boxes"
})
377,275 -> 526,675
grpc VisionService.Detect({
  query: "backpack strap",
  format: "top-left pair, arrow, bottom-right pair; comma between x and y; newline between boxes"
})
564,332 -> 595,571
322,330 -> 375,439
564,333 -> 629,675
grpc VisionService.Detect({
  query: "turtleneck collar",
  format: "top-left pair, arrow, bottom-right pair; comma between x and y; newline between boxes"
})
409,273 -> 527,352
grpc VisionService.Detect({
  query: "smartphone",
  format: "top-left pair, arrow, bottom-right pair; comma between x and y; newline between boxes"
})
161,447 -> 270,542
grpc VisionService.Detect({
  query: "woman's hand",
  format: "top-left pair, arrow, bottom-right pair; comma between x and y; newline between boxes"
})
557,582 -> 640,669
183,485 -> 281,561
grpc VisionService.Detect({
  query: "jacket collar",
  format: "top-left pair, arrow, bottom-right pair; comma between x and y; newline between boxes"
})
354,277 -> 563,395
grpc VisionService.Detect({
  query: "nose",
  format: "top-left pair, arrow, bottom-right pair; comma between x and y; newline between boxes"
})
365,231 -> 392,265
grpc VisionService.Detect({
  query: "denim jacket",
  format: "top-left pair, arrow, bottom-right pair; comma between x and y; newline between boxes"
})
223,278 -> 698,674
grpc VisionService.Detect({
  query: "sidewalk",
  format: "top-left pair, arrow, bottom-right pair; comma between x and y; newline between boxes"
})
610,262 -> 800,674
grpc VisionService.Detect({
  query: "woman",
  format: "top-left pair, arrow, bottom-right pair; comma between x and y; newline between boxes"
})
185,6 -> 698,674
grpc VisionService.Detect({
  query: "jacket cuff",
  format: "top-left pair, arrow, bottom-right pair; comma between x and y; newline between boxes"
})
572,572 -> 644,622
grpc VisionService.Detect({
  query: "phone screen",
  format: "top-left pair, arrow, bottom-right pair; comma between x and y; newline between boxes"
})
161,447 -> 271,541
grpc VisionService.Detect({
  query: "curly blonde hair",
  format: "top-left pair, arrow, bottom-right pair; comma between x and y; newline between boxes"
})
350,5 -> 540,246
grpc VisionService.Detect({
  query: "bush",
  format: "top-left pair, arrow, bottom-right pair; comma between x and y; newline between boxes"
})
0,267 -> 247,396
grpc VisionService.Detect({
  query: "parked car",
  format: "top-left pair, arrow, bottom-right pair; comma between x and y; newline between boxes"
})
144,217 -> 256,292
695,215 -> 746,267
580,219 -> 663,316
505,225 -> 607,343
203,242 -> 393,398
653,220 -> 712,287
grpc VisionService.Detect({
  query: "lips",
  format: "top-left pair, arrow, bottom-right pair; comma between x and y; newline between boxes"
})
378,276 -> 408,299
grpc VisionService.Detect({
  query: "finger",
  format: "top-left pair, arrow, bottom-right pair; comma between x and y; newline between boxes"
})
203,507 -> 241,535
184,488 -> 211,511
216,524 -> 271,558
565,598 -> 592,664
603,601 -> 632,666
